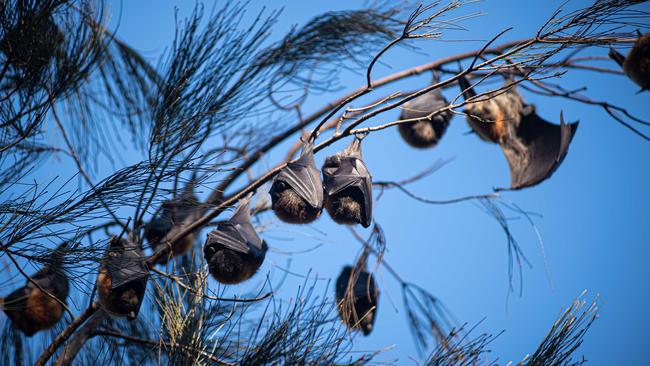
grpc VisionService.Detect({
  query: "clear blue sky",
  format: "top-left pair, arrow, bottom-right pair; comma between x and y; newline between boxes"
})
9,0 -> 650,364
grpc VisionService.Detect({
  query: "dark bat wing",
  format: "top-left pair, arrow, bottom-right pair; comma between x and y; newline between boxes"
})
351,271 -> 377,302
144,216 -> 172,244
335,268 -> 378,304
162,193 -> 200,225
30,267 -> 68,299
325,157 -> 373,228
107,245 -> 149,289
206,226 -> 250,254
2,286 -> 30,311
335,266 -> 378,335
272,146 -> 323,209
501,111 -> 578,190
205,197 -> 265,255
230,203 -> 265,254
335,266 -> 352,301
400,91 -> 451,123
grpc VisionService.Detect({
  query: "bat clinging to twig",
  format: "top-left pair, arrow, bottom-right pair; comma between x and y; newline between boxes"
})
96,237 -> 148,321
459,75 -> 578,190
323,137 -> 373,227
144,183 -> 201,264
270,142 -> 324,224
1,243 -> 70,336
204,195 -> 267,285
335,250 -> 379,336
398,71 -> 453,148
609,31 -> 650,92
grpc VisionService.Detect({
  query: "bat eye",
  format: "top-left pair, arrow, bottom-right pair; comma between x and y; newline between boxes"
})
276,181 -> 287,190
205,246 -> 216,257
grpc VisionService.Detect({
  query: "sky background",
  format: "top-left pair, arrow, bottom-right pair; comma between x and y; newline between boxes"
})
3,0 -> 650,364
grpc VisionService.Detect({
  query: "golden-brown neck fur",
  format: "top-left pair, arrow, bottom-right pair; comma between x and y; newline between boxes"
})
464,88 -> 524,143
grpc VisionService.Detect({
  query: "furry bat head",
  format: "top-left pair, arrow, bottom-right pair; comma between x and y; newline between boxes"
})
458,75 -> 578,190
204,196 -> 267,285
1,243 -> 70,336
609,31 -> 650,92
322,138 -> 372,228
97,237 -> 148,321
398,72 -> 453,148
269,143 -> 324,224
145,183 -> 201,264
335,261 -> 379,336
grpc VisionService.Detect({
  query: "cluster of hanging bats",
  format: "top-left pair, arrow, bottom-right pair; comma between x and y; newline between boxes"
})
1,27 -> 647,339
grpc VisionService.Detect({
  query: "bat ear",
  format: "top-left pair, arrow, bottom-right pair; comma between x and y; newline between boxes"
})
521,104 -> 536,117
608,46 -> 626,68
431,69 -> 441,84
49,242 -> 70,264
109,236 -> 121,248
180,180 -> 197,200
458,74 -> 476,100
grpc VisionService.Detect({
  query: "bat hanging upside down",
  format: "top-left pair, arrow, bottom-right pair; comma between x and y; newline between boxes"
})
144,183 -> 201,264
204,195 -> 268,285
335,254 -> 379,336
322,137 -> 373,228
398,71 -> 454,148
609,31 -> 650,92
269,142 -> 324,224
96,236 -> 149,321
458,75 -> 579,190
1,243 -> 70,336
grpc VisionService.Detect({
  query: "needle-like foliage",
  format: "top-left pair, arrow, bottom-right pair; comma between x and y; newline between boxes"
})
0,0 -> 645,364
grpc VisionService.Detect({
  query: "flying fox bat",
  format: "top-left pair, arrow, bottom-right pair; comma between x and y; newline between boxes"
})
204,196 -> 267,284
96,237 -> 149,321
398,72 -> 453,148
145,183 -> 201,264
335,252 -> 379,336
322,138 -> 372,227
269,142 -> 324,224
458,75 -> 578,190
1,243 -> 69,336
609,31 -> 650,92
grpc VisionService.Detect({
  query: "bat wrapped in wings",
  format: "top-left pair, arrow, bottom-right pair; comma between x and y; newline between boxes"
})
204,196 -> 267,285
322,138 -> 372,227
335,250 -> 379,336
398,71 -> 453,148
1,243 -> 69,336
144,182 -> 201,264
96,237 -> 149,321
609,31 -> 650,92
269,142 -> 324,224
458,75 -> 579,190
